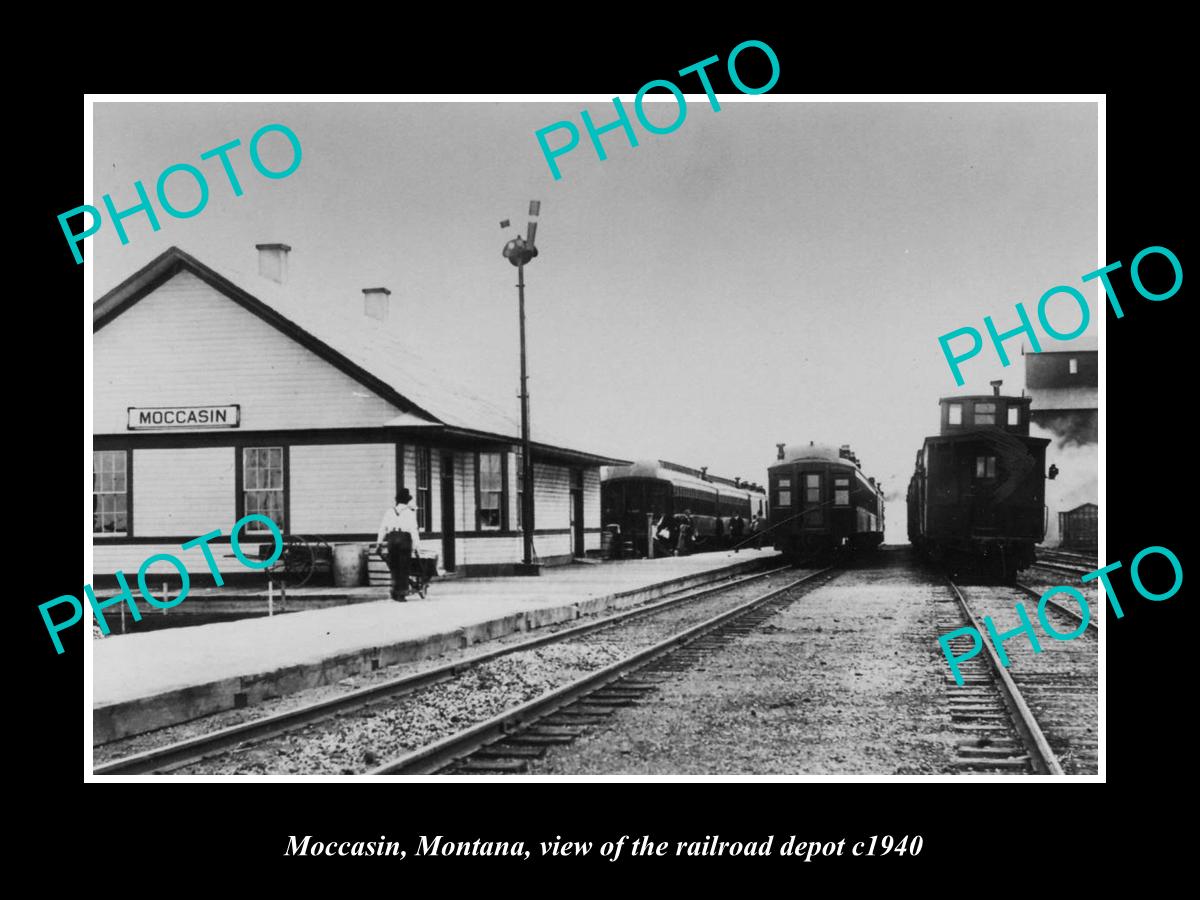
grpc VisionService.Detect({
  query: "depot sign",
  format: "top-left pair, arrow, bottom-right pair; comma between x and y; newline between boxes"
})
127,405 -> 240,430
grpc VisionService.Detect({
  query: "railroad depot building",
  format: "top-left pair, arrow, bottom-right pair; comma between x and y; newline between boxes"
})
92,244 -> 624,581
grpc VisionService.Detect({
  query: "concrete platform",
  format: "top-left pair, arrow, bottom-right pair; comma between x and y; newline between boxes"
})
93,549 -> 779,744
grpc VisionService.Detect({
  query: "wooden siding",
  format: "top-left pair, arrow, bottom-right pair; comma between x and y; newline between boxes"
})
583,467 -> 601,527
94,270 -> 404,434
456,452 -> 473,533
290,443 -> 394,535
131,447 -> 234,536
94,541 -> 248,577
533,463 -> 570,530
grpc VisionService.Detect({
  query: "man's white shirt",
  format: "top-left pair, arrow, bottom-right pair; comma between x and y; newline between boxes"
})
378,502 -> 420,544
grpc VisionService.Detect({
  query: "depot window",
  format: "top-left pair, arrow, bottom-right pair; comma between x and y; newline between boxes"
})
975,455 -> 997,479
834,477 -> 850,506
415,447 -> 431,531
974,402 -> 996,426
243,447 -> 285,532
477,452 -> 504,530
93,450 -> 129,536
948,403 -> 963,425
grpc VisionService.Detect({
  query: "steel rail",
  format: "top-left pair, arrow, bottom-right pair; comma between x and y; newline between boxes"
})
1014,582 -> 1099,634
369,567 -> 837,775
946,578 -> 1065,776
94,562 -> 790,775
1029,560 -> 1093,579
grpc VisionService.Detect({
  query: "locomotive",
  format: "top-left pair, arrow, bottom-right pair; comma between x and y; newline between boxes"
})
767,442 -> 885,562
906,381 -> 1051,580
601,460 -> 767,557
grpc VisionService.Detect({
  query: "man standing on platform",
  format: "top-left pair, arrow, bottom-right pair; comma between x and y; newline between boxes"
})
377,488 -> 420,601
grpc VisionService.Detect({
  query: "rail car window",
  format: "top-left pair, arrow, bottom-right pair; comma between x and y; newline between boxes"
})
776,478 -> 792,508
1007,406 -> 1020,426
974,403 -> 996,426
805,474 -> 821,504
834,477 -> 850,506
975,456 -> 997,479
1069,357 -> 1078,374
948,403 -> 963,425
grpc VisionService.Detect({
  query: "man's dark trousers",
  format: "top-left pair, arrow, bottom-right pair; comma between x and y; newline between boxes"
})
386,531 -> 414,599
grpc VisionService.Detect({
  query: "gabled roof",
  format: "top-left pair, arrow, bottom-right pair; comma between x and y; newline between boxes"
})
94,246 -> 628,466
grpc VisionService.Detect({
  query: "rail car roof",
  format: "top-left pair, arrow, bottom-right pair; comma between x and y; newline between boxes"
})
602,460 -> 764,496
769,443 -> 885,495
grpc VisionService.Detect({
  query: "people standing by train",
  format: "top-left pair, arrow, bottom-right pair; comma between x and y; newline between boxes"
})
730,513 -> 745,551
749,513 -> 764,549
676,510 -> 694,556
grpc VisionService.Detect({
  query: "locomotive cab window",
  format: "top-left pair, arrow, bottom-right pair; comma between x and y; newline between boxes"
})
1069,357 -> 1078,374
1007,406 -> 1020,426
975,455 -> 997,479
834,477 -> 850,506
974,402 -> 995,426
948,403 -> 963,425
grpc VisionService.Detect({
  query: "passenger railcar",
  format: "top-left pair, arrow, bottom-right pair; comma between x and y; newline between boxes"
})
907,381 -> 1051,580
601,460 -> 766,557
767,442 -> 885,561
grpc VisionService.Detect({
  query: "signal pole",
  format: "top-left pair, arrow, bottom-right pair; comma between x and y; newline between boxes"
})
502,202 -> 541,571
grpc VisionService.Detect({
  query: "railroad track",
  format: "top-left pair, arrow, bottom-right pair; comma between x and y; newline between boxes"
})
1037,549 -> 1097,569
1014,582 -> 1098,634
369,567 -> 839,775
1028,559 -> 1094,580
940,577 -> 1098,775
95,563 -> 795,775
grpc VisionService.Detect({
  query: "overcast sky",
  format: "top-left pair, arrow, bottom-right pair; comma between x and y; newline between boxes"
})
92,100 -> 1098,540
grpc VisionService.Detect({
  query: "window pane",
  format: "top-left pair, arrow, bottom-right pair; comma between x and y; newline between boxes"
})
93,451 -> 128,534
1007,407 -> 1020,425
269,467 -> 283,489
987,457 -> 996,478
835,489 -> 850,505
976,457 -> 986,477
778,478 -> 791,489
778,491 -> 791,506
479,453 -> 502,491
806,474 -> 820,487
948,404 -> 963,425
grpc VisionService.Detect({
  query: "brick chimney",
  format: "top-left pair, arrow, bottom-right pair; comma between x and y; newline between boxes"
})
363,287 -> 391,321
256,243 -> 291,284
